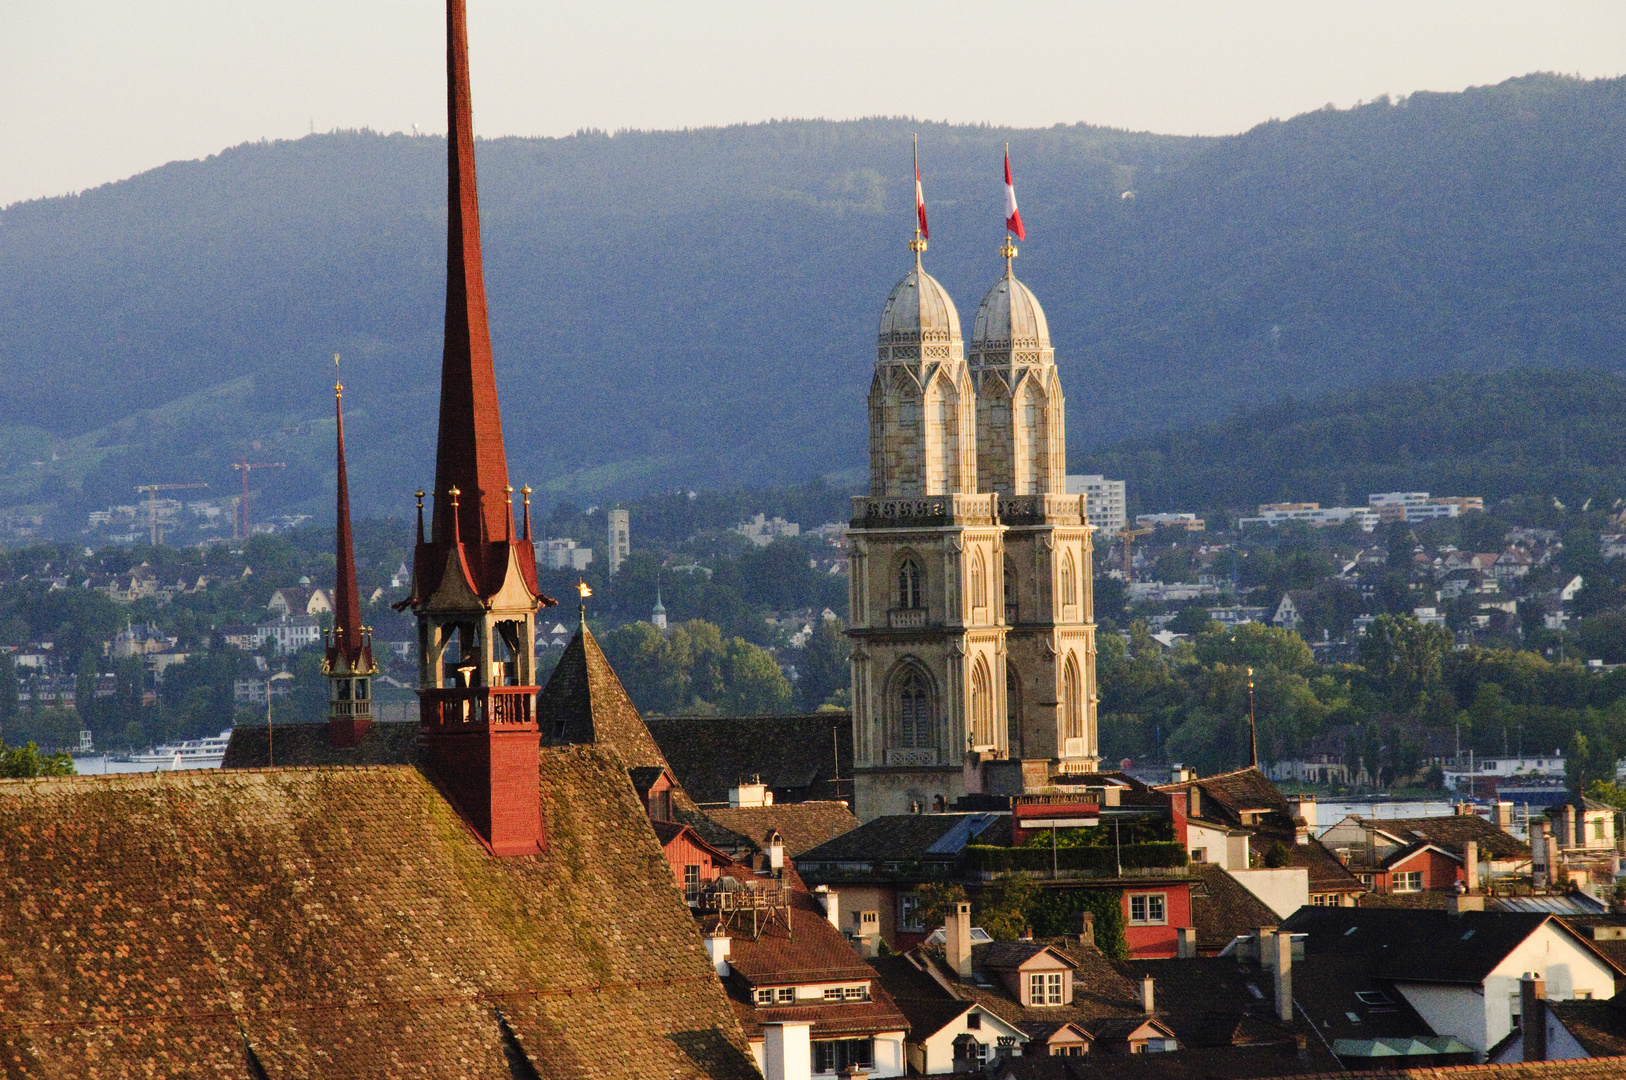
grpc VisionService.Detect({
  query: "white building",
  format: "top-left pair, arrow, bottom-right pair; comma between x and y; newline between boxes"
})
1443,753 -> 1565,791
1239,503 -> 1381,531
540,538 -> 594,571
736,513 -> 801,547
255,615 -> 323,655
1065,475 -> 1127,536
1135,512 -> 1204,531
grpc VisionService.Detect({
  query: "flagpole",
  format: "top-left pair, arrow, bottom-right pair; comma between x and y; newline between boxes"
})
913,134 -> 920,245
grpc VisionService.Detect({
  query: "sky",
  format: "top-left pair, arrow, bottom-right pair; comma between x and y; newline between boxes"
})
3,1 -> 1624,208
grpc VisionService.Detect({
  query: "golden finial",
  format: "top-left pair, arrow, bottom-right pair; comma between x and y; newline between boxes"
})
520,484 -> 532,500
415,489 -> 425,506
334,352 -> 343,395
504,484 -> 514,504
448,486 -> 461,507
1000,237 -> 1018,276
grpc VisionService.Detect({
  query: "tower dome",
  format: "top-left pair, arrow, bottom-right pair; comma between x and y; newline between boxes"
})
970,272 -> 1050,357
878,262 -> 962,350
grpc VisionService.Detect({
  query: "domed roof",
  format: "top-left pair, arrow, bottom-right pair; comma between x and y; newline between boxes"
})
878,264 -> 962,345
971,271 -> 1050,351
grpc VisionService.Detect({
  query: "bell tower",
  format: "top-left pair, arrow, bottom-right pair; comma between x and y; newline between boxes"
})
969,240 -> 1099,773
849,229 -> 1006,820
324,361 -> 377,748
406,0 -> 557,855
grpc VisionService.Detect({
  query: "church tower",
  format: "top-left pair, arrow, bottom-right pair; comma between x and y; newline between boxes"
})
969,240 -> 1099,773
849,230 -> 1007,819
323,365 -> 376,748
406,0 -> 556,855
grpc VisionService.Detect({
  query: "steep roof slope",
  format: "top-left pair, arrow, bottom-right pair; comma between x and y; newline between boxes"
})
702,802 -> 857,858
540,625 -> 675,776
223,719 -> 422,767
1368,814 -> 1531,861
0,748 -> 755,1079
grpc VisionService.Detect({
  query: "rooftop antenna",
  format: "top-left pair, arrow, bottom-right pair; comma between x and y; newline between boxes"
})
1247,667 -> 1259,769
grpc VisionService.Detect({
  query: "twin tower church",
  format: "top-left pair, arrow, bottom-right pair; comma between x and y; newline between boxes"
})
848,229 -> 1100,818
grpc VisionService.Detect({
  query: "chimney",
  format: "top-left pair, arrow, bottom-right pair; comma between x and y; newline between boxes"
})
703,928 -> 730,977
1074,910 -> 1095,949
1176,926 -> 1197,959
814,885 -> 839,930
763,1021 -> 813,1080
852,911 -> 880,958
1463,840 -> 1479,894
766,830 -> 784,874
945,902 -> 973,978
1521,973 -> 1547,1062
1547,832 -> 1560,885
1187,784 -> 1201,820
1447,892 -> 1484,915
1258,927 -> 1278,968
1293,795 -> 1317,832
1532,820 -> 1548,888
1565,803 -> 1577,849
1139,976 -> 1155,1014
1170,763 -> 1190,784
1273,930 -> 1293,1025
1497,801 -> 1513,830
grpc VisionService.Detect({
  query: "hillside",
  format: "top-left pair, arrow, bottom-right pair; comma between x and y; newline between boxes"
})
2,73 -> 1625,530
1076,367 -> 1626,516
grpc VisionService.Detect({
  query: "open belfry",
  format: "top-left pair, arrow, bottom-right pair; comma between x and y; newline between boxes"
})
848,211 -> 1098,820
321,361 -> 377,749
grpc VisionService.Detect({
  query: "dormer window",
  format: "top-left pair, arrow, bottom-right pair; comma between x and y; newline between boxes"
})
1029,972 -> 1064,1006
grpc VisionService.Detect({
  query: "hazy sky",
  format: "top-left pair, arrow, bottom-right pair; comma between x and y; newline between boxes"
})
3,1 -> 1623,207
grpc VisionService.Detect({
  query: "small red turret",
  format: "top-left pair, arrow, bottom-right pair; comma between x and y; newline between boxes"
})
324,362 -> 377,748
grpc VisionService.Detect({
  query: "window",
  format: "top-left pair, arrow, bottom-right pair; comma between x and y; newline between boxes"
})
823,988 -> 844,1002
1595,820 -> 1607,840
970,659 -> 993,748
899,668 -> 931,749
1189,848 -> 1206,863
898,558 -> 923,610
966,1012 -> 981,1030
813,1039 -> 873,1074
683,864 -> 701,903
1062,653 -> 1084,741
1312,893 -> 1338,906
1029,972 -> 1063,1005
1358,874 -> 1375,891
778,987 -> 795,1003
900,893 -> 923,931
1129,893 -> 1167,925
1061,550 -> 1077,607
1053,1045 -> 1084,1057
755,988 -> 775,1005
843,986 -> 866,1001
971,551 -> 987,609
1394,871 -> 1422,893
1004,565 -> 1018,623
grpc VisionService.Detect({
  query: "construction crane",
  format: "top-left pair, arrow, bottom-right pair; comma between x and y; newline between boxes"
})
1119,527 -> 1153,584
231,459 -> 286,540
134,483 -> 208,545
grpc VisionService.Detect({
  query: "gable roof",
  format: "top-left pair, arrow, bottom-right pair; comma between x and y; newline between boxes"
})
797,812 -> 1005,865
702,802 -> 858,858
1547,1000 -> 1626,1058
645,712 -> 853,804
541,625 -> 675,774
982,942 -> 1078,971
223,719 -> 423,768
1364,814 -> 1531,861
1189,863 -> 1281,952
0,747 -> 756,1078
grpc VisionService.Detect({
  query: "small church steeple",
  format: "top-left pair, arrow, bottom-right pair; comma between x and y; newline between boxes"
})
324,357 -> 376,748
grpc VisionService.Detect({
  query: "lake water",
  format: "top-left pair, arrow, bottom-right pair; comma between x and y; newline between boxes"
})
1308,800 -> 1459,835
70,755 -> 222,775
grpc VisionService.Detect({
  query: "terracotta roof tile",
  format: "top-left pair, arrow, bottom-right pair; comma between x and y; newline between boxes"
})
703,803 -> 858,858
646,713 -> 852,805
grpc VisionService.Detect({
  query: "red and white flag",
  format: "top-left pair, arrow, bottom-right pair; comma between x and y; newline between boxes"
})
915,146 -> 930,240
1004,150 -> 1025,240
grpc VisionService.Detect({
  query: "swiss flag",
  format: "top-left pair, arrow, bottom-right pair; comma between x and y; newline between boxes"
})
915,159 -> 929,240
1004,151 -> 1025,240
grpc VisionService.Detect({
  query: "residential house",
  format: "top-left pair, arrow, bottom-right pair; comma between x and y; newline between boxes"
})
1206,606 -> 1269,629
1281,907 -> 1623,1054
1271,592 -> 1313,633
1319,808 -> 1531,897
266,584 -> 332,618
255,613 -> 323,654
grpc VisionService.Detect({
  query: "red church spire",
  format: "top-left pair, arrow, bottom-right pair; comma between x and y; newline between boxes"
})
326,357 -> 375,748
432,0 -> 514,574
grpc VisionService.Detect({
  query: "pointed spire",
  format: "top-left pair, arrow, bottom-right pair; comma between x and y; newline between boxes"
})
329,356 -> 364,670
432,0 -> 513,560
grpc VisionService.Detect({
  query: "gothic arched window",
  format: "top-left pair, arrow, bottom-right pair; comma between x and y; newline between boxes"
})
899,668 -> 931,749
970,659 -> 993,748
1063,653 -> 1084,740
970,551 -> 987,610
1061,550 -> 1077,608
1004,565 -> 1018,625
898,558 -> 924,610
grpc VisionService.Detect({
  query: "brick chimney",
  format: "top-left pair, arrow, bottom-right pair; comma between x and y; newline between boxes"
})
1521,973 -> 1547,1062
1273,930 -> 1293,1025
407,0 -> 556,857
1176,926 -> 1197,958
1140,976 -> 1155,1014
1463,840 -> 1479,893
945,902 -> 973,978
703,928 -> 730,977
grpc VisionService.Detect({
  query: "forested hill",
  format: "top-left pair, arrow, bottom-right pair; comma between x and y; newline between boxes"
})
2,73 -> 1625,529
1076,368 -> 1626,516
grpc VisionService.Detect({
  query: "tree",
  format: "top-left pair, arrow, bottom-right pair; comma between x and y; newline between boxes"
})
1359,614 -> 1453,712
0,741 -> 75,778
795,617 -> 849,710
717,638 -> 792,715
1264,841 -> 1293,868
915,882 -> 967,934
0,655 -> 17,741
973,873 -> 1037,941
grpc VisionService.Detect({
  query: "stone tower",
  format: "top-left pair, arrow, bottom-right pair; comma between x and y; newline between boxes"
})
407,0 -> 556,856
849,234 -> 1006,819
969,241 -> 1099,774
323,367 -> 377,748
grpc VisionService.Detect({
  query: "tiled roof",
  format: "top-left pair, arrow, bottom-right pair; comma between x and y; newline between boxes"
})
222,719 -> 422,768
996,1043 -> 1359,1079
645,712 -> 853,804
1189,864 -> 1280,952
705,873 -> 878,989
1547,1000 -> 1626,1058
1367,815 -> 1531,861
1258,1058 -> 1626,1079
542,625 -> 678,776
703,802 -> 858,858
913,936 -> 1146,1036
1117,956 -> 1294,1049
1281,907 -> 1622,984
0,747 -> 757,1078
797,812 -> 1004,865
867,955 -> 972,1041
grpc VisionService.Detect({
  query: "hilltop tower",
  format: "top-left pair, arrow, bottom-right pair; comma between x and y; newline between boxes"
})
969,241 -> 1098,771
406,0 -> 556,855
323,366 -> 377,748
848,232 -> 1005,818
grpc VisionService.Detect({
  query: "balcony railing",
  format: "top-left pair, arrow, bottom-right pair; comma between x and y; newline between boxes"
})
419,686 -> 537,729
329,699 -> 373,718
888,608 -> 928,629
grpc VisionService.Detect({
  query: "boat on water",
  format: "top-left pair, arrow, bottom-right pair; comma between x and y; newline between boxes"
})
118,730 -> 233,769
